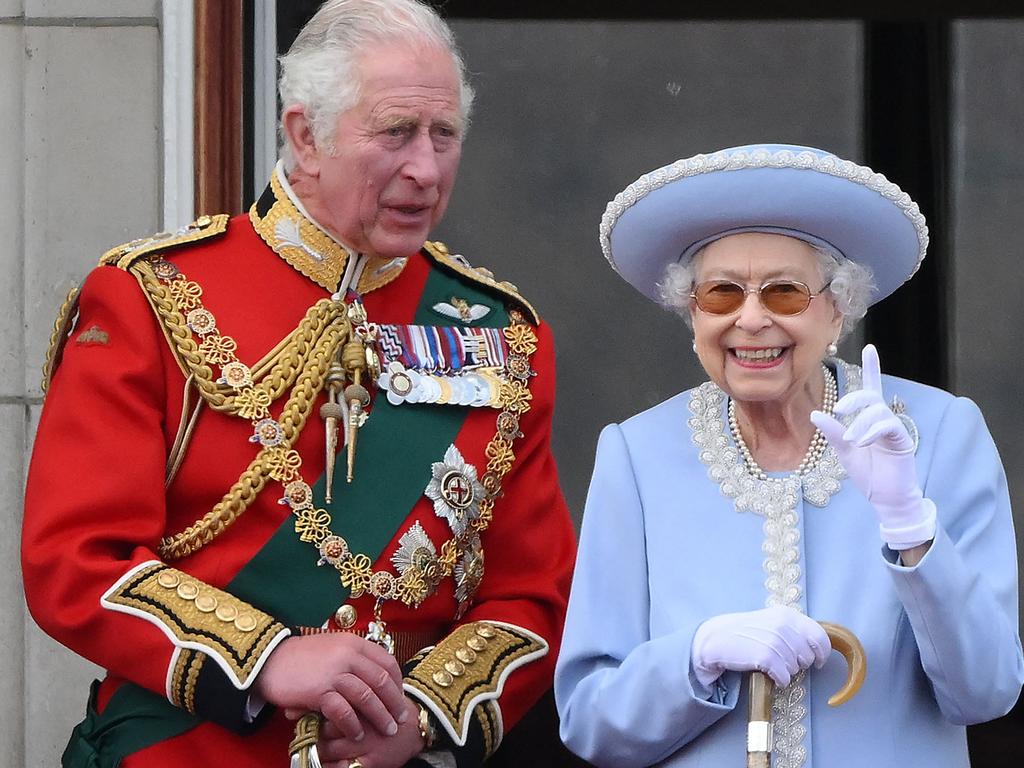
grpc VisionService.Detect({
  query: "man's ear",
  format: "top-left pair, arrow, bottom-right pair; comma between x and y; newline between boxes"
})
282,104 -> 321,176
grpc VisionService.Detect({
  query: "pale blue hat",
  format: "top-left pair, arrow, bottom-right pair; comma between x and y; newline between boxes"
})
599,144 -> 929,305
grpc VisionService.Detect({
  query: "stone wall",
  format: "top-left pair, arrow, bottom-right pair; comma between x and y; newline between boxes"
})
2,2 -> 162,765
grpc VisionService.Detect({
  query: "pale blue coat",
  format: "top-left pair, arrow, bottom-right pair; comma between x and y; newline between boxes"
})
555,363 -> 1023,767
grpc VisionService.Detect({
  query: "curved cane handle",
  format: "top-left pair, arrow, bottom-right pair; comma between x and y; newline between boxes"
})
746,621 -> 866,767
818,621 -> 866,707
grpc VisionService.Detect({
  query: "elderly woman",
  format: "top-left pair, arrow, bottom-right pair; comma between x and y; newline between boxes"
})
554,144 -> 1023,767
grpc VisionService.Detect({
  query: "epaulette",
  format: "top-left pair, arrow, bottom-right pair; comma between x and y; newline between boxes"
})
99,214 -> 230,270
42,215 -> 230,393
423,241 -> 539,325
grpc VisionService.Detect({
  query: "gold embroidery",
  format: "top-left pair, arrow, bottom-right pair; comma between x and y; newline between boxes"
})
170,649 -> 205,713
476,700 -> 501,758
103,563 -> 285,688
404,622 -> 547,746
75,325 -> 109,345
183,652 -> 204,713
249,172 -> 405,294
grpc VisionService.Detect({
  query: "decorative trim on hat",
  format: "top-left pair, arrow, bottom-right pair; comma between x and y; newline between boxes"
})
599,146 -> 928,282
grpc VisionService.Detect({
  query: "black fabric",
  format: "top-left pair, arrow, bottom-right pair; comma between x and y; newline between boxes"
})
485,688 -> 591,768
192,656 -> 271,735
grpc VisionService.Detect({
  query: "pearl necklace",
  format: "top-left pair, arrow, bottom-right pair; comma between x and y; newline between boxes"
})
728,364 -> 837,480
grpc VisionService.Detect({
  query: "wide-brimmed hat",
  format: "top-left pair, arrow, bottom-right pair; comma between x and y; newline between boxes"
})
599,143 -> 928,305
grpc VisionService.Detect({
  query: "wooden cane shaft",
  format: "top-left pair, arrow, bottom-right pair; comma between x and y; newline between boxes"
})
747,670 -> 774,767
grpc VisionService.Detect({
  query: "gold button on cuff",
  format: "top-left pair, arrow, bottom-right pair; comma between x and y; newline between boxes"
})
444,660 -> 466,676
177,582 -> 200,600
215,604 -> 238,622
235,614 -> 258,632
455,648 -> 477,664
195,595 -> 217,613
475,625 -> 496,639
467,636 -> 488,651
432,670 -> 454,687
335,605 -> 358,629
157,571 -> 181,589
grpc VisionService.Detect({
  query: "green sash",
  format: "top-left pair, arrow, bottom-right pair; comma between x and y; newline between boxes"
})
62,681 -> 198,768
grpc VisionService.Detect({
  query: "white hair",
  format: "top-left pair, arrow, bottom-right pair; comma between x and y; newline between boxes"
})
657,239 -> 875,340
278,0 -> 475,171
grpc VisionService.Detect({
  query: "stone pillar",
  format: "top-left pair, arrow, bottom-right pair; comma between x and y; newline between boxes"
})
13,1 -> 163,764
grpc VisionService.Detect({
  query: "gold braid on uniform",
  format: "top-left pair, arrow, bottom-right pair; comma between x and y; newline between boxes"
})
132,261 -> 347,415
123,257 -> 355,560
102,561 -> 288,690
40,284 -> 82,393
404,621 -> 548,752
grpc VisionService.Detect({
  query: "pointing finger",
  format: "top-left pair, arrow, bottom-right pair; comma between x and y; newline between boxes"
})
861,344 -> 883,394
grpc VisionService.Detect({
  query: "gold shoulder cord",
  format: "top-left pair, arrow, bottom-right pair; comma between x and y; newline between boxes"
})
126,256 -> 353,560
40,285 -> 82,393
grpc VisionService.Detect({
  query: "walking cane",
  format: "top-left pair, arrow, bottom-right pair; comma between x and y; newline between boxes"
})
746,621 -> 866,768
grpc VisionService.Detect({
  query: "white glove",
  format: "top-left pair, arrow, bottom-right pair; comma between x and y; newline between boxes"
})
691,606 -> 832,689
810,344 -> 936,550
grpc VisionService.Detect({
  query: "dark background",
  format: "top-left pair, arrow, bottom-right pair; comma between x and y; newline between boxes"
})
254,3 -> 1024,763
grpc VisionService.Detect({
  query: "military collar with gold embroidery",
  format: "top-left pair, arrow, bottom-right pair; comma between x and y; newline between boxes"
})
249,169 -> 407,294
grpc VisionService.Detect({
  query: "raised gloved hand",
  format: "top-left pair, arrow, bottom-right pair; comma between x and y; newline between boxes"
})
810,344 -> 936,550
691,605 -> 832,689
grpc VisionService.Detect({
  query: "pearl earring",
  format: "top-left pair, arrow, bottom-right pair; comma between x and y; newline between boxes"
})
826,342 -> 838,357
692,340 -> 698,353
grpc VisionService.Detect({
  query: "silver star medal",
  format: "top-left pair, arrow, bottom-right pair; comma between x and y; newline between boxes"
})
391,523 -> 441,585
890,395 -> 920,453
424,445 -> 485,538
454,534 -> 485,611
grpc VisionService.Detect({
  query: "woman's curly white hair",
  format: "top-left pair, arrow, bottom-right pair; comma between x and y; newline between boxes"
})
657,239 -> 874,340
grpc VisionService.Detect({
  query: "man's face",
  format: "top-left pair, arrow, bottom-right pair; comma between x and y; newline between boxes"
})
312,40 -> 463,259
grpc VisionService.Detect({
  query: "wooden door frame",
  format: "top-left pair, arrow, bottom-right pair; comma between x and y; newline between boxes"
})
194,0 -> 244,216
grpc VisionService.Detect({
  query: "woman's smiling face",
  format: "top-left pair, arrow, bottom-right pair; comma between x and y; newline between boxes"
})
689,232 -> 844,407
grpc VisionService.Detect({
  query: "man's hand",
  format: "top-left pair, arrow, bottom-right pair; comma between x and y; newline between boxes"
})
315,696 -> 426,768
255,633 -> 408,741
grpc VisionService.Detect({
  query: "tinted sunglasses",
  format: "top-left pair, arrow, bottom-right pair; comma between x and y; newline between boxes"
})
690,279 -> 832,316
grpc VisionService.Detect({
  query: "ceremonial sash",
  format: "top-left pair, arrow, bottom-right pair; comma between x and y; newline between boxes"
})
62,681 -> 198,768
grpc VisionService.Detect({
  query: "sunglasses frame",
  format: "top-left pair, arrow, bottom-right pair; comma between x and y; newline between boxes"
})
689,278 -> 833,316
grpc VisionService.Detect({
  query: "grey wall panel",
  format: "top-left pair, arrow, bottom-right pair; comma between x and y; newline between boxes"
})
439,20 -> 864,520
0,404 -> 26,762
23,24 -> 161,398
951,22 -> 1024,596
19,16 -> 163,767
0,23 -> 24,397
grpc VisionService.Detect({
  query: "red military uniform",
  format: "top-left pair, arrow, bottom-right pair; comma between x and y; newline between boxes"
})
23,171 -> 576,767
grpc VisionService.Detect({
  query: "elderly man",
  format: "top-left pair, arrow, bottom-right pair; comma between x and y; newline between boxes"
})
22,2 -> 576,767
